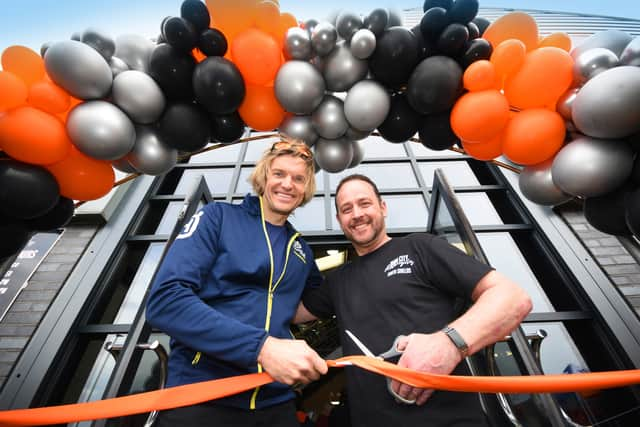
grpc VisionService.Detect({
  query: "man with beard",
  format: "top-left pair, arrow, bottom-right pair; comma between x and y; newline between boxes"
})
147,138 -> 328,427
295,174 -> 532,427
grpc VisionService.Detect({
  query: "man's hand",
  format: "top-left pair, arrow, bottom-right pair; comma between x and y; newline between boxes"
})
257,336 -> 328,385
390,332 -> 462,405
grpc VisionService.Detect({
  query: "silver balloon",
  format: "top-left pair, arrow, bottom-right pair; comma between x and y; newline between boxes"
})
126,126 -> 177,175
114,34 -> 155,73
109,56 -> 129,77
364,8 -> 388,36
323,41 -> 368,92
304,19 -> 319,34
40,42 -> 51,57
573,48 -> 618,85
275,60 -> 326,114
284,27 -> 312,60
312,95 -> 349,139
387,8 -> 403,27
44,40 -> 112,99
310,55 -> 326,73
552,134 -> 634,198
571,30 -> 633,60
350,29 -> 376,59
67,101 -> 136,161
112,157 -> 138,174
112,70 -> 165,124
345,126 -> 370,141
81,28 -> 116,61
519,159 -> 573,206
336,11 -> 362,41
620,36 -> 640,66
348,139 -> 366,168
71,32 -> 81,41
572,66 -> 640,139
344,80 -> 391,131
556,88 -> 579,121
311,22 -> 338,57
279,115 -> 319,146
314,137 -> 353,173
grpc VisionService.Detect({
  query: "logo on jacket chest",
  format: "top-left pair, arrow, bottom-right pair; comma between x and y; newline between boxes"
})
383,254 -> 414,277
176,211 -> 204,240
293,241 -> 306,262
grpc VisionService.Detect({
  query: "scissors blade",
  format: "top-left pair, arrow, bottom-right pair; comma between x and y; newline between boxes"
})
345,329 -> 376,357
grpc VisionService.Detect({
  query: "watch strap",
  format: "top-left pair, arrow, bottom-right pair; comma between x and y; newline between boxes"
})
441,326 -> 469,358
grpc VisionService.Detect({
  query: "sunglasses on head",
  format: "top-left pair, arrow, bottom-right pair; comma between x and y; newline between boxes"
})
271,141 -> 312,162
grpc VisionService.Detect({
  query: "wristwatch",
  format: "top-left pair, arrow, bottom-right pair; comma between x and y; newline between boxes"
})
441,326 -> 469,358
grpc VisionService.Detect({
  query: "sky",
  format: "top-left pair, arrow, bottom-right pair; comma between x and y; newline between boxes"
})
0,0 -> 639,55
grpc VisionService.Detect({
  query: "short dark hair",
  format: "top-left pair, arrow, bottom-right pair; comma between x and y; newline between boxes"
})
334,174 -> 382,211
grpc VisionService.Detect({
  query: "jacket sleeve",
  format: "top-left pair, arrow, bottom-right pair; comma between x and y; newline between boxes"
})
146,203 -> 268,369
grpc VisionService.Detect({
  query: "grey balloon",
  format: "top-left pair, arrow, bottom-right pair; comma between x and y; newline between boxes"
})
126,126 -> 177,175
312,95 -> 349,139
284,27 -> 313,60
109,56 -> 130,77
40,42 -> 51,57
387,8 -> 403,27
620,36 -> 640,66
571,30 -> 632,60
551,134 -> 634,198
279,115 -> 319,146
314,137 -> 354,173
44,40 -> 112,100
344,80 -> 391,131
556,88 -> 579,121
114,34 -> 155,73
323,41 -> 369,92
348,139 -> 366,168
519,159 -> 573,206
573,48 -> 618,85
112,70 -> 165,124
364,8 -> 389,36
345,126 -> 370,141
81,28 -> 116,61
112,157 -> 138,174
274,60 -> 326,114
71,32 -> 81,41
572,66 -> 640,139
304,19 -> 319,34
336,11 -> 362,41
67,101 -> 136,161
311,22 -> 338,57
350,29 -> 376,59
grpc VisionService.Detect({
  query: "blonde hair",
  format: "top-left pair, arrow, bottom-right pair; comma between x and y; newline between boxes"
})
250,135 -> 316,206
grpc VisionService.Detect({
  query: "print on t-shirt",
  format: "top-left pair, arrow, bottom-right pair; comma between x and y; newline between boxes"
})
383,254 -> 415,277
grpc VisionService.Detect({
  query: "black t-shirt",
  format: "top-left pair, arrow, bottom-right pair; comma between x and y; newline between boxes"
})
302,233 -> 493,427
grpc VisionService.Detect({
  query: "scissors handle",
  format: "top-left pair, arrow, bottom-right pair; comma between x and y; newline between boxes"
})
378,335 -> 406,360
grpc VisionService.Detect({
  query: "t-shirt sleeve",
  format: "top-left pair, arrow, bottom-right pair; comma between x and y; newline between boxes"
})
301,268 -> 335,319
411,233 -> 493,299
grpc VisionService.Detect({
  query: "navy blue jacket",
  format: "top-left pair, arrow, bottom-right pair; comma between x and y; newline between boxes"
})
146,194 -> 322,409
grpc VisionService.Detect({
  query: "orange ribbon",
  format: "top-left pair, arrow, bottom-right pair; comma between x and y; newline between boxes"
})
1,356 -> 639,426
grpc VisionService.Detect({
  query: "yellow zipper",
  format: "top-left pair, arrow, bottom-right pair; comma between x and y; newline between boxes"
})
192,351 -> 201,365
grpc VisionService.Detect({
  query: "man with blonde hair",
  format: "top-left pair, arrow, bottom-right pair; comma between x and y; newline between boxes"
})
147,137 -> 327,427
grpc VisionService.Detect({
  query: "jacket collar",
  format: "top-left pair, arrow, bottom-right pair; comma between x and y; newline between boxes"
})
240,194 -> 299,234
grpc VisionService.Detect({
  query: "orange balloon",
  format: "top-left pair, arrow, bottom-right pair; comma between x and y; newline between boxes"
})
504,47 -> 574,110
192,48 -> 206,62
255,1 -> 281,34
461,134 -> 504,161
238,84 -> 286,131
450,90 -> 510,143
46,145 -> 115,201
275,12 -> 298,44
231,28 -> 282,85
206,0 -> 257,42
57,97 -> 82,123
28,80 -> 71,114
463,60 -> 497,92
482,12 -> 539,52
1,46 -> 45,87
0,106 -> 71,165
490,39 -> 526,87
502,109 -> 565,165
0,70 -> 28,112
539,32 -> 572,52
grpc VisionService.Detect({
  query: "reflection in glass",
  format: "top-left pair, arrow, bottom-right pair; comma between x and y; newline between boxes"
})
175,169 -> 235,195
156,202 -> 183,234
456,193 -> 503,226
188,143 -> 242,163
289,197 -> 326,232
432,195 -> 455,232
329,163 -> 418,190
357,136 -> 408,159
418,161 -> 479,187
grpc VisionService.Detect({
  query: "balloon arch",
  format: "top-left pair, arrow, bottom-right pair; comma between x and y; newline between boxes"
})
1,0 -> 640,260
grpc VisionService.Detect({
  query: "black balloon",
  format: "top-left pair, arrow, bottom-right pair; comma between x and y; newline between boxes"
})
625,187 -> 640,238
211,111 -> 246,143
407,55 -> 463,114
437,23 -> 469,56
447,0 -> 479,24
472,16 -> 491,36
369,27 -> 419,88
193,56 -> 245,115
180,0 -> 211,33
364,8 -> 389,36
467,21 -> 480,40
460,38 -> 492,68
423,0 -> 453,12
420,7 -> 449,41
149,43 -> 196,101
199,28 -> 228,57
160,103 -> 211,152
26,197 -> 74,231
584,185 -> 633,236
418,110 -> 459,150
0,214 -> 30,259
411,25 -> 436,60
0,160 -> 59,220
377,93 -> 420,143
162,17 -> 198,53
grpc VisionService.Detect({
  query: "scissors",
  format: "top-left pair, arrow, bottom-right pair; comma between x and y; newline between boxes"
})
345,329 -> 416,405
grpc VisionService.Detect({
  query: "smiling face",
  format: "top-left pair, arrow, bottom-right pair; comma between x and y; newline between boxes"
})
335,179 -> 389,255
262,154 -> 308,224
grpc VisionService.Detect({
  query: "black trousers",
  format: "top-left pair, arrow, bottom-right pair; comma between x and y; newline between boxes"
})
154,400 -> 299,427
